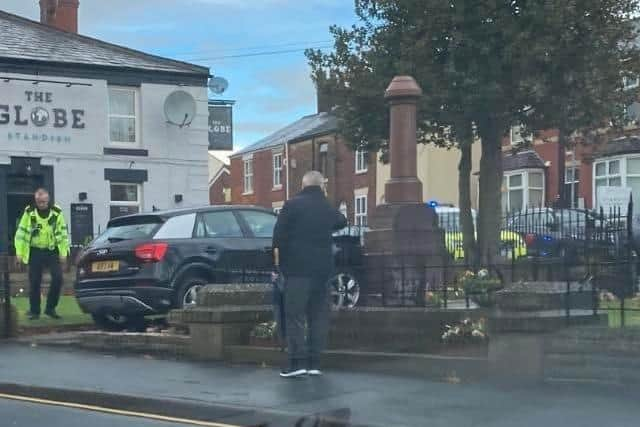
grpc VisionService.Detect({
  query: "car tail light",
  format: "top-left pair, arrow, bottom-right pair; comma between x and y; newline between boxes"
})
524,233 -> 537,246
135,242 -> 168,262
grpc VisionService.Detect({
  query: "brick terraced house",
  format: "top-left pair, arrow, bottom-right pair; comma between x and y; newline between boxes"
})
229,112 -> 376,227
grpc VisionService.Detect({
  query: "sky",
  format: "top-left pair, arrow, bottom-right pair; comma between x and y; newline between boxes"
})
1,0 -> 357,150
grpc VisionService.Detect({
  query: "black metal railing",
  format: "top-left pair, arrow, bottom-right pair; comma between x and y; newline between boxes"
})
0,254 -> 11,338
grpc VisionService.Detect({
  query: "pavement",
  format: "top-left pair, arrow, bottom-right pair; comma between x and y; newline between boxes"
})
1,343 -> 640,427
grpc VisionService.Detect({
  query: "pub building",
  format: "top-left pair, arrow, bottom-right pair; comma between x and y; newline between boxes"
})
0,2 -> 211,255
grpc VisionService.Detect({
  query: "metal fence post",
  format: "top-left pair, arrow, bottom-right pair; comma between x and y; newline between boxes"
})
1,254 -> 10,339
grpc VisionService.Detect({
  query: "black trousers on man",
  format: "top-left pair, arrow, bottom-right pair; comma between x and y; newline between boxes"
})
28,248 -> 63,315
284,275 -> 330,370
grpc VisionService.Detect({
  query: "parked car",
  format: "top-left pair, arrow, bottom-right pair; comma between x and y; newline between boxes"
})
435,206 -> 527,260
75,205 -> 364,329
75,206 -> 278,330
504,208 -> 623,259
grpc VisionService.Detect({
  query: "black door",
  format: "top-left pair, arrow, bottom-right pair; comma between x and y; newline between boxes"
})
193,210 -> 257,282
235,209 -> 277,273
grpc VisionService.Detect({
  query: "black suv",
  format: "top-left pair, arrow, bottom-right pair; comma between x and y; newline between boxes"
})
75,205 -> 364,329
75,206 -> 278,329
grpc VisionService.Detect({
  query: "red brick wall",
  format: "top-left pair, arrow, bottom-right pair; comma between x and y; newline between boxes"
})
230,149 -> 286,209
288,135 -> 376,225
209,170 -> 230,205
230,135 -> 376,219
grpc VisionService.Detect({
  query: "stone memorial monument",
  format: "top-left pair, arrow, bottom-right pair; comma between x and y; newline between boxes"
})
364,76 -> 447,305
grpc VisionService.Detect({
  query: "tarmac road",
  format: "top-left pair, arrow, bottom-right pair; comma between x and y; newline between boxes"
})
0,398 -> 218,427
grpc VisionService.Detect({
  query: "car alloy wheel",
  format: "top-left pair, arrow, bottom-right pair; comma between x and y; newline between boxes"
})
329,272 -> 360,310
182,283 -> 204,308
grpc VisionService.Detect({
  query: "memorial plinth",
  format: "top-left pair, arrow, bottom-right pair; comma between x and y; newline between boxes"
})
364,76 -> 447,305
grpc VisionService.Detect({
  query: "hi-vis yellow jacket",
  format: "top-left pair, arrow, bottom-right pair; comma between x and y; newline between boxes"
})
14,204 -> 70,264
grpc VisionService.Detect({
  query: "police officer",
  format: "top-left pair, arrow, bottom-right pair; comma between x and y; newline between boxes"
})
14,188 -> 70,320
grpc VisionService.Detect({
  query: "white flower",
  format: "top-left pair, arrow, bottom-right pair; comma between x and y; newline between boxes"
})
472,330 -> 485,338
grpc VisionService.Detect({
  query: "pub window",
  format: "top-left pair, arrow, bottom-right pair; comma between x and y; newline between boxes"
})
109,183 -> 141,219
109,87 -> 139,145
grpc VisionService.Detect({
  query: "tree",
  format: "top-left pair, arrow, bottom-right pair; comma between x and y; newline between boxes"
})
308,1 -> 543,263
308,0 -> 640,263
520,0 -> 640,208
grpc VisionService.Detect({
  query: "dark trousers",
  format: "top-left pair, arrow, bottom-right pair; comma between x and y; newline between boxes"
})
28,248 -> 63,315
284,274 -> 330,369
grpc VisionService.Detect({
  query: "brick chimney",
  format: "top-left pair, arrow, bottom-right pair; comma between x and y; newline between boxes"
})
40,0 -> 79,33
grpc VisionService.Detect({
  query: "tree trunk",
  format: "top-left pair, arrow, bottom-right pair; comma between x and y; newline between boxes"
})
456,123 -> 476,268
477,117 -> 504,267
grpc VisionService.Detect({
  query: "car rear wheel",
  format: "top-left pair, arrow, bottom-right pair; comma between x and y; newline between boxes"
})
177,276 -> 207,309
91,313 -> 145,332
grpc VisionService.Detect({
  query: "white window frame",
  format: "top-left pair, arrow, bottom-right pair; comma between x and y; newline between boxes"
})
109,182 -> 142,216
108,87 -> 140,146
272,152 -> 283,190
502,169 -> 545,212
355,149 -> 368,174
243,158 -> 253,195
623,75 -> 640,91
565,166 -> 580,208
354,189 -> 368,228
509,124 -> 532,146
593,155 -> 640,207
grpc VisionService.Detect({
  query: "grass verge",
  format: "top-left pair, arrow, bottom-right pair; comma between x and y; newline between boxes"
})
12,295 -> 92,328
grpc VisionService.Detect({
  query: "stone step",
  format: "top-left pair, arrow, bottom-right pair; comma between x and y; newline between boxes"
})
77,331 -> 191,358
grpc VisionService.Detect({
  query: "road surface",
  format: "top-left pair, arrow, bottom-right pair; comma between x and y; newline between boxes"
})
0,397 -> 219,427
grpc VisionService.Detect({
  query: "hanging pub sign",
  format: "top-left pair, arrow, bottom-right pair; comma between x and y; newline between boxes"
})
208,103 -> 233,150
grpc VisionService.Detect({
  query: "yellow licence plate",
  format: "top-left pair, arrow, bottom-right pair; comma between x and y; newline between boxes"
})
91,260 -> 120,273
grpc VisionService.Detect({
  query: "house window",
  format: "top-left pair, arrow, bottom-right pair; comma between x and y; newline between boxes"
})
272,153 -> 283,189
354,194 -> 368,227
355,149 -> 368,174
243,159 -> 253,194
510,124 -> 531,146
109,183 -> 141,219
565,167 -> 580,208
319,143 -> 328,177
594,157 -> 640,207
502,170 -> 545,212
109,87 -> 138,145
623,75 -> 640,91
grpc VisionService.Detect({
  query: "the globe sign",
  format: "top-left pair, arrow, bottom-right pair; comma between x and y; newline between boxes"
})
30,107 -> 50,127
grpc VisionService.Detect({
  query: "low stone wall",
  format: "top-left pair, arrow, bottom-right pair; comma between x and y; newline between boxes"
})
170,283 -> 489,362
169,283 -> 273,360
329,307 -> 488,354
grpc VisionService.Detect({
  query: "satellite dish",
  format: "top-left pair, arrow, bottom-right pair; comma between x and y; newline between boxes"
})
164,90 -> 197,127
208,77 -> 229,95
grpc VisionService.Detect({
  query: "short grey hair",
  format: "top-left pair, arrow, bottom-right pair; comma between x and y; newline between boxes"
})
302,170 -> 325,188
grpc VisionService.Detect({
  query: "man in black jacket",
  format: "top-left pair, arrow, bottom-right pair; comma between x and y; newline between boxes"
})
273,171 -> 347,378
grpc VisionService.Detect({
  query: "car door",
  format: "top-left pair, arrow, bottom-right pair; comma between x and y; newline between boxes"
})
235,209 -> 277,278
192,210 -> 254,282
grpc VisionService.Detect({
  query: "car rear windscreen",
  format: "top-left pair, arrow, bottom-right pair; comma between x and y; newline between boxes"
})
92,220 -> 162,245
